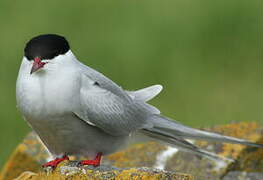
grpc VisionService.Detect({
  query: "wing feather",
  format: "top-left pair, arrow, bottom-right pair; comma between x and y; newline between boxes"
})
74,64 -> 154,136
127,85 -> 163,102
78,62 -> 132,102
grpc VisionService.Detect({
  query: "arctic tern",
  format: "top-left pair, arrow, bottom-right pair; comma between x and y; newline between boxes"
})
16,34 -> 263,168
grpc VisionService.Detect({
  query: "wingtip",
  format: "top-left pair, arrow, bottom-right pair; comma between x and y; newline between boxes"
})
154,84 -> 163,94
239,139 -> 263,148
250,142 -> 263,148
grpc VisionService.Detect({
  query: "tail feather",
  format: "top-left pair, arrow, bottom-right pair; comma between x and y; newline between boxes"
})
141,129 -> 230,161
149,115 -> 263,148
142,114 -> 263,160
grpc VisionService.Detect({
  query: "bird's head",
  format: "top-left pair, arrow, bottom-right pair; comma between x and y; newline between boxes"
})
24,34 -> 70,74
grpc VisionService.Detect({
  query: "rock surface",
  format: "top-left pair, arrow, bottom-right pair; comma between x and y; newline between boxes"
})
0,133 -> 47,180
164,122 -> 263,180
14,162 -> 193,180
222,171 -> 263,180
1,122 -> 263,180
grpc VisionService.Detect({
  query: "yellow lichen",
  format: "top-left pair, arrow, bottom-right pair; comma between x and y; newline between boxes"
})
0,144 -> 41,180
106,142 -> 166,168
15,167 -> 193,180
196,122 -> 262,159
212,122 -> 259,138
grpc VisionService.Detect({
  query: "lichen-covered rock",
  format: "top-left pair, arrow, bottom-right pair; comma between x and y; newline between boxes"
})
104,142 -> 166,168
164,122 -> 263,180
0,132 -> 49,180
204,122 -> 263,159
14,162 -> 193,180
1,122 -> 263,180
222,171 -> 263,180
221,123 -> 263,172
14,171 -> 37,180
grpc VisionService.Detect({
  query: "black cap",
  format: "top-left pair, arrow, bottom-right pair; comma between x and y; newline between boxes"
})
24,34 -> 70,60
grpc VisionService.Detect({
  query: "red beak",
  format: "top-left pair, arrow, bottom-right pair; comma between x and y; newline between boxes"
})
31,57 -> 46,74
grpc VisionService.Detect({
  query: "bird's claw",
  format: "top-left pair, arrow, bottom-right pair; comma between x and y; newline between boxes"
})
78,152 -> 102,167
42,155 -> 69,169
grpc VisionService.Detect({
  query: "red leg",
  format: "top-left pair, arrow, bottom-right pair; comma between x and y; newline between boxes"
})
79,152 -> 102,167
42,155 -> 69,168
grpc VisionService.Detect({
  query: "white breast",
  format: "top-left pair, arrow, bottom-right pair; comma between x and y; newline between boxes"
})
16,56 -> 80,119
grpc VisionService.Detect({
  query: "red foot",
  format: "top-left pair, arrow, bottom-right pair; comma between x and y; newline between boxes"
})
42,155 -> 69,168
79,152 -> 102,167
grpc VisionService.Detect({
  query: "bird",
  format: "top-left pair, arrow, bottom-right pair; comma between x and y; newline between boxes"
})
16,34 -> 263,168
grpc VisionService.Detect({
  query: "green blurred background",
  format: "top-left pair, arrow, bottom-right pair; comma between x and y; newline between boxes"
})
1,0 -> 263,168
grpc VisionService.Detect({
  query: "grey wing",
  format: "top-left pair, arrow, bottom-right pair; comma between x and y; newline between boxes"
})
74,67 -> 154,136
78,62 -> 132,102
